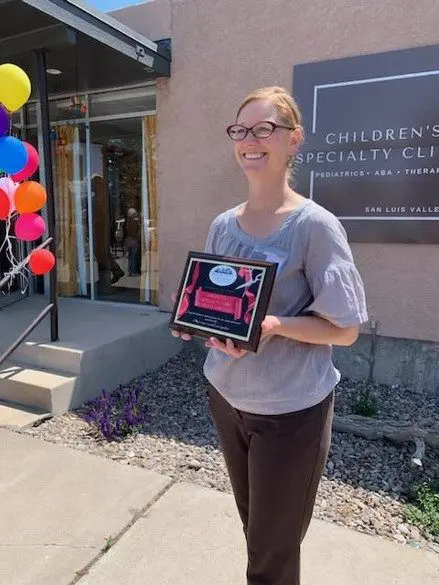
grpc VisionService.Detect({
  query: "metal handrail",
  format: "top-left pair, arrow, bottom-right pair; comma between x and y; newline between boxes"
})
0,303 -> 54,367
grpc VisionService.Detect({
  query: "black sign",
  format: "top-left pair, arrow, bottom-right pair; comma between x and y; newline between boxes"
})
293,45 -> 439,243
170,252 -> 277,352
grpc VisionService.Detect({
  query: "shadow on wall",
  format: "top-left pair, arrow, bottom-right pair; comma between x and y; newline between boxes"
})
333,333 -> 439,392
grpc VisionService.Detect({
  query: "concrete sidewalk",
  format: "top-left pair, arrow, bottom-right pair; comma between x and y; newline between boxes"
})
1,429 -> 438,585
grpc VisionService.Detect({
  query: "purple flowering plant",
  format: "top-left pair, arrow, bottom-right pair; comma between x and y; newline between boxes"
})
82,384 -> 146,441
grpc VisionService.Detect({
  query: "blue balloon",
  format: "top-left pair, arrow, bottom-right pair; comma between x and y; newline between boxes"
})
0,136 -> 28,175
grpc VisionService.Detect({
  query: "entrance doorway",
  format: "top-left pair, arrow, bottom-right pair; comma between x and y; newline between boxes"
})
20,85 -> 158,305
91,117 -> 145,303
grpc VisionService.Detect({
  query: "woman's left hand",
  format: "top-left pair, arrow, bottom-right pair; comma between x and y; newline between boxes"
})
260,315 -> 282,339
204,315 -> 281,358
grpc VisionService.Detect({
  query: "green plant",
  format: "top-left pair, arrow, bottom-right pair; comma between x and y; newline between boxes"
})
102,535 -> 116,553
351,384 -> 379,417
404,481 -> 439,537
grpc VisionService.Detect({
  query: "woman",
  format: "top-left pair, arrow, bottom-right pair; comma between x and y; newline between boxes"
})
172,86 -> 368,585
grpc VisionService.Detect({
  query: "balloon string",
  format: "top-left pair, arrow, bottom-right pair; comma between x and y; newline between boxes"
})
1,216 -> 30,296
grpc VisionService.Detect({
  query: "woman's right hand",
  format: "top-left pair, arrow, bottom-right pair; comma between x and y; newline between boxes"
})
171,293 -> 192,341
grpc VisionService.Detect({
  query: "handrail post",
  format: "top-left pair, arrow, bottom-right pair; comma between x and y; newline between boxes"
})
36,49 -> 58,341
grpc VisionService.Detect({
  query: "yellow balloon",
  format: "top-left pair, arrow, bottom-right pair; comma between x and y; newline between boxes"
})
0,64 -> 31,112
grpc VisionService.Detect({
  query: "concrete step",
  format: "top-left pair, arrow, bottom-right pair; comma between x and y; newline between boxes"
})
1,341 -> 83,375
0,298 -> 182,415
0,400 -> 51,429
0,362 -> 78,415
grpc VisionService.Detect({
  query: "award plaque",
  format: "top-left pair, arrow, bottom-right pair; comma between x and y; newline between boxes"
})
170,252 -> 277,352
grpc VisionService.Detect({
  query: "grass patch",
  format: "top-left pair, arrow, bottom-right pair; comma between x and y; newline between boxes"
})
404,481 -> 439,538
350,381 -> 379,417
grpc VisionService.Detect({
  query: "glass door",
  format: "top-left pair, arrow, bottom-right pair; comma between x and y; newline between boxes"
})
90,117 -> 148,303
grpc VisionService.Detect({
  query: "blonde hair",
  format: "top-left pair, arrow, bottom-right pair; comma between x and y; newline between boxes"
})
236,86 -> 302,129
236,86 -> 303,180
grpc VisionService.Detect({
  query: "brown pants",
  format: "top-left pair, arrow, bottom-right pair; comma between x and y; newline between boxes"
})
208,386 -> 334,585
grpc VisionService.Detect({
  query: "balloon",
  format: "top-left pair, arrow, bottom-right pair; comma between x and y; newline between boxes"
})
0,136 -> 28,175
0,188 -> 10,219
12,142 -> 39,181
0,177 -> 18,213
14,213 -> 45,242
0,105 -> 8,136
0,64 -> 31,112
29,248 -> 55,275
14,181 -> 47,213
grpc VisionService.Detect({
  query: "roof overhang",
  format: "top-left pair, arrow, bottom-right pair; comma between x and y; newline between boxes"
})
22,0 -> 170,76
0,0 -> 171,96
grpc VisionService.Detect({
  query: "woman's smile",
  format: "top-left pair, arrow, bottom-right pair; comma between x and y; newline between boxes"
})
242,152 -> 267,160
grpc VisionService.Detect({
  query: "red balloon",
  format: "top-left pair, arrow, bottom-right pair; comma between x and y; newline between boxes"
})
0,188 -> 10,220
0,177 -> 17,213
29,248 -> 55,275
12,142 -> 39,182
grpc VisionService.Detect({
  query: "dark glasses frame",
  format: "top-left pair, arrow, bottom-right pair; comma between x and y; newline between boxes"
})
226,120 -> 295,141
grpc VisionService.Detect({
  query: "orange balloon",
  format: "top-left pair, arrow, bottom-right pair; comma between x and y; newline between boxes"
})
14,181 -> 47,213
28,248 -> 55,275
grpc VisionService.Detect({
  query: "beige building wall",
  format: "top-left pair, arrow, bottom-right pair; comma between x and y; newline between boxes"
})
111,0 -> 171,41
115,0 -> 439,343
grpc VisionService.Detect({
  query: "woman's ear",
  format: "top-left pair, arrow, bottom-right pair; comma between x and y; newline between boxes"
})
290,126 -> 304,155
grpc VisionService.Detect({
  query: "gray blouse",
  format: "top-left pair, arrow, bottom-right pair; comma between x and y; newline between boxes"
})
203,199 -> 368,415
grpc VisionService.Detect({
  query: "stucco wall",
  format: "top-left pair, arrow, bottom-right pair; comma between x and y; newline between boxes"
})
111,0 -> 171,40
116,0 -> 439,343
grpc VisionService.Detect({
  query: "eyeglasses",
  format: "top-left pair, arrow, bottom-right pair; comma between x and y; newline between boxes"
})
226,121 -> 294,141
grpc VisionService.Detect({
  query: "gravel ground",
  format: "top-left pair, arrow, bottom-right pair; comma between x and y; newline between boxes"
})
22,347 -> 439,553
336,376 -> 438,426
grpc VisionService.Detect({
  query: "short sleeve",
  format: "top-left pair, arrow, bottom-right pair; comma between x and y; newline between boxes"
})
302,211 -> 368,328
204,215 -> 223,254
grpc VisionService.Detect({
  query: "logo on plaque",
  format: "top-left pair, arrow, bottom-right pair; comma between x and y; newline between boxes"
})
209,265 -> 237,286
